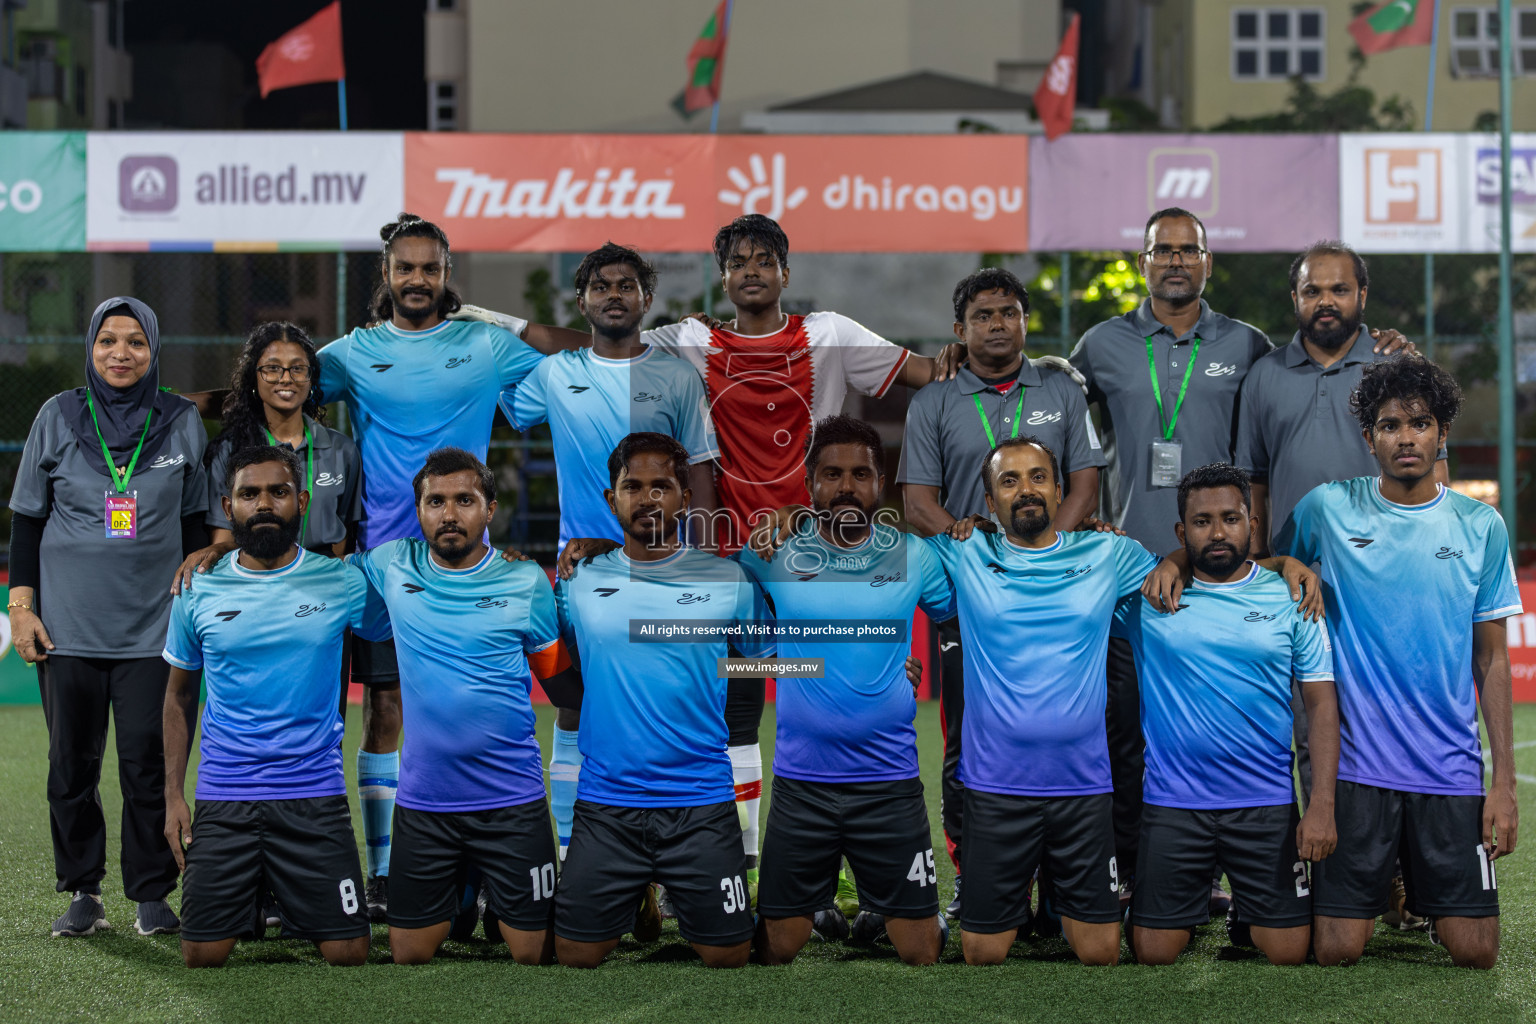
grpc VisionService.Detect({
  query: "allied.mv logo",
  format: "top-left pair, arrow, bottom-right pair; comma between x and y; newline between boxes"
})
119,156 -> 178,213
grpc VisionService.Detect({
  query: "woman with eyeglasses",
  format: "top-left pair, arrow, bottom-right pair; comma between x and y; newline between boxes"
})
174,322 -> 363,584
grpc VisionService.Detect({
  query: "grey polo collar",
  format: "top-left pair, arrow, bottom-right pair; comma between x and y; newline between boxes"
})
1281,324 -> 1374,369
1132,298 -> 1216,342
955,358 -> 1044,396
301,413 -> 334,451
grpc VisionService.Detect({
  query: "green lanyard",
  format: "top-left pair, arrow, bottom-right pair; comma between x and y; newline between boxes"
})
1145,335 -> 1201,440
85,388 -> 153,494
972,385 -> 1027,449
264,424 -> 314,545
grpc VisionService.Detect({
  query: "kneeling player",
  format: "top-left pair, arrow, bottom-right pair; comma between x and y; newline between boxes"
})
162,447 -> 390,967
552,434 -> 772,968
739,416 -> 951,965
1115,464 -> 1338,965
349,448 -> 577,965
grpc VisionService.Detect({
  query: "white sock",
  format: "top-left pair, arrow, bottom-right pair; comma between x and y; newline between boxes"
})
729,742 -> 763,867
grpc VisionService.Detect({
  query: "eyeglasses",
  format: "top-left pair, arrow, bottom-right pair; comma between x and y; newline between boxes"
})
1142,246 -> 1208,266
256,365 -> 312,383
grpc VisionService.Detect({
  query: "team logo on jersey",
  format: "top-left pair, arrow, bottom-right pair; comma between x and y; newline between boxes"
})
401,583 -> 425,594
150,453 -> 185,469
871,572 -> 903,587
676,592 -> 711,604
1062,565 -> 1093,579
1244,611 -> 1277,622
214,610 -> 241,622
567,385 -> 591,394
296,603 -> 327,617
795,573 -> 820,582
445,355 -> 473,369
1204,363 -> 1237,376
1025,411 -> 1062,426
633,392 -> 663,403
370,363 -> 393,372
1348,537 -> 1375,548
985,562 -> 1008,574
1435,546 -> 1464,559
476,596 -> 509,608
314,472 -> 343,487
593,587 -> 619,597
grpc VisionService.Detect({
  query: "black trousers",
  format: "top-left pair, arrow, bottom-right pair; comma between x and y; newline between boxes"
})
1104,636 -> 1143,882
937,618 -> 965,866
38,655 -> 179,902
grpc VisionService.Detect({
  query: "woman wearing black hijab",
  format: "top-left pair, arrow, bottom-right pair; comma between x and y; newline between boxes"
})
7,297 -> 209,939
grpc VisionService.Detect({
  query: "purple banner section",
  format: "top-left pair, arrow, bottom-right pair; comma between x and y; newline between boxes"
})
1028,134 -> 1339,253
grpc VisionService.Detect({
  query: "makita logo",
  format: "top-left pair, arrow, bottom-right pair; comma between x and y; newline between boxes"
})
436,167 -> 686,220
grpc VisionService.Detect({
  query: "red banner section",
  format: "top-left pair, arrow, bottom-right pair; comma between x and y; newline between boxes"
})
405,133 -> 1028,252
1510,577 -> 1536,702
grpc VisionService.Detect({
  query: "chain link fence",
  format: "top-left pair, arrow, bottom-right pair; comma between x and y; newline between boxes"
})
3,249 -> 1533,562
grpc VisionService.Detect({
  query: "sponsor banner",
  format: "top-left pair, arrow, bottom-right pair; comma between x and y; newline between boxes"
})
86,132 -> 404,250
404,134 -> 1027,252
1510,577 -> 1536,703
0,132 -> 86,252
1339,133 -> 1536,253
407,133 -> 714,252
1027,133 -> 1338,252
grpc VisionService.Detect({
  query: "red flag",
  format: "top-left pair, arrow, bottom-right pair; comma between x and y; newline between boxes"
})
678,1 -> 732,114
1348,0 -> 1435,55
256,1 -> 346,99
1033,13 -> 1080,142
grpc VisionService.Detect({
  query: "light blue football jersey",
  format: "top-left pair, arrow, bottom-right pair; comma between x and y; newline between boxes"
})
350,541 -> 560,812
554,547 -> 773,807
162,550 -> 390,801
735,520 -> 955,783
1276,478 -> 1522,795
502,346 -> 719,550
1112,562 -> 1333,809
928,529 -> 1159,797
317,319 -> 542,548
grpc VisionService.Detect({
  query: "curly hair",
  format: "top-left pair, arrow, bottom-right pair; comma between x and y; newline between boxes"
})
713,214 -> 789,273
206,322 -> 326,469
369,212 -> 464,323
1350,356 -> 1462,436
804,414 -> 884,473
952,267 -> 1030,323
574,242 -> 657,297
1176,463 -> 1252,521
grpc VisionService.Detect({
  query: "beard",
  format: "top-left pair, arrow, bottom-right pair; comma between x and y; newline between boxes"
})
428,524 -> 474,562
1008,497 -> 1051,540
1298,305 -> 1361,350
232,511 -> 301,560
813,494 -> 875,540
1148,266 -> 1202,304
1190,536 -> 1252,577
391,283 -> 444,324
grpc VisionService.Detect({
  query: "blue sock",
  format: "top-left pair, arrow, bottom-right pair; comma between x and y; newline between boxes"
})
549,727 -> 583,861
357,749 -> 398,879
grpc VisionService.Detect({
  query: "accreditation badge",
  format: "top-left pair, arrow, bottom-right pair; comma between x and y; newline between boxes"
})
1148,440 -> 1183,488
105,491 -> 138,538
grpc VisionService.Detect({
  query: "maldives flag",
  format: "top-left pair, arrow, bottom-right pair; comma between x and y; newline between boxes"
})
1349,0 -> 1436,55
256,1 -> 346,98
677,1 -> 732,114
1033,13 -> 1080,142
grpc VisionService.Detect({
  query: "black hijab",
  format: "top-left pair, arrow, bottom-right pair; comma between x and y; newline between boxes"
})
56,296 -> 193,477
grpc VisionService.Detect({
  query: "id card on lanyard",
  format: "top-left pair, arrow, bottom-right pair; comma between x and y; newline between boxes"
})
87,388 -> 152,539
1146,335 -> 1199,488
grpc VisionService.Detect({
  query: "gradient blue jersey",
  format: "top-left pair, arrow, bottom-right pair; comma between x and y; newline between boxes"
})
162,550 -> 390,801
929,529 -> 1159,797
554,547 -> 773,807
1276,478 -> 1522,795
1112,563 -> 1333,809
735,521 -> 955,783
317,319 -> 542,548
502,346 -> 719,549
350,541 -> 559,812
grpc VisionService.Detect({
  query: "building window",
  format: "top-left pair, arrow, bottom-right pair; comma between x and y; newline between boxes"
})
428,80 -> 458,131
1232,8 -> 1326,80
74,64 -> 86,116
1450,6 -> 1536,76
435,0 -> 458,9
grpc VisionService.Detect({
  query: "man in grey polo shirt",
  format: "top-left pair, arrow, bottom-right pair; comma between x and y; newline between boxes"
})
898,267 -> 1106,919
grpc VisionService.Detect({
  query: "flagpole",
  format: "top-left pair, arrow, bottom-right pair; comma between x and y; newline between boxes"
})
336,77 -> 348,339
703,0 -> 734,317
1496,0 -> 1518,550
1422,0 -> 1440,360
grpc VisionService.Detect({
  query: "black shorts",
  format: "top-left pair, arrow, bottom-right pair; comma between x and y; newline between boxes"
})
180,795 -> 368,943
757,775 -> 939,920
1133,803 -> 1310,930
1311,781 -> 1499,920
960,789 -> 1120,932
555,800 -> 753,946
388,799 -> 558,931
350,635 -> 399,689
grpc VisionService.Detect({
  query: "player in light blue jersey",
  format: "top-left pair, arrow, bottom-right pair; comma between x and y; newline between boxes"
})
552,433 -> 772,969
502,243 -> 720,866
349,448 -> 579,966
931,437 -> 1160,966
162,446 -> 390,967
738,416 -> 952,965
313,213 -> 579,920
1275,358 -> 1522,970
1113,463 -> 1338,966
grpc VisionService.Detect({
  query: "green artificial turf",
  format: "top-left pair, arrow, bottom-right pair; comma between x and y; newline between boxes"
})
0,702 -> 1532,1024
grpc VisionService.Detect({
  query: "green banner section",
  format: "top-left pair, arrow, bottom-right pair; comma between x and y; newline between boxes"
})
0,132 -> 86,252
0,585 -> 39,704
